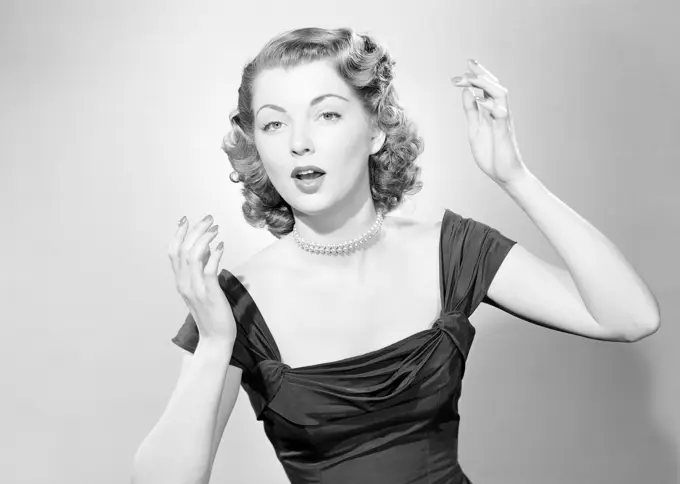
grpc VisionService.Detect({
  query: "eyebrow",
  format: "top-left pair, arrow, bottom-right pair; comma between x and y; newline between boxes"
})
256,93 -> 349,116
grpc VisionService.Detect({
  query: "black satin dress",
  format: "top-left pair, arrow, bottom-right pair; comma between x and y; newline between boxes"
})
172,209 -> 517,484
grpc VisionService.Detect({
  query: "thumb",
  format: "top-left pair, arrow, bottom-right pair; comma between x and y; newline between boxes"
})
461,87 -> 478,118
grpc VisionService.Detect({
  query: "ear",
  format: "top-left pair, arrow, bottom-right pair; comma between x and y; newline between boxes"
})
369,123 -> 387,155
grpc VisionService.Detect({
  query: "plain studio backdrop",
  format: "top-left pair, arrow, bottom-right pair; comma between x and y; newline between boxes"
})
1,0 -> 678,483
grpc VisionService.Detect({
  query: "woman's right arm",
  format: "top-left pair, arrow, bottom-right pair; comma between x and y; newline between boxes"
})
132,215 -> 243,484
131,340 -> 242,484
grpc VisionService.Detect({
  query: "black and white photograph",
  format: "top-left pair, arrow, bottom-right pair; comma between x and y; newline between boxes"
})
1,1 -> 677,483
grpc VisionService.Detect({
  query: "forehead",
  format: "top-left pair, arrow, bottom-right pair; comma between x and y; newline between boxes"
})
252,59 -> 354,107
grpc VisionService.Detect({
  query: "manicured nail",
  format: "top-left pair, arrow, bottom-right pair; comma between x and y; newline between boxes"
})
178,216 -> 187,226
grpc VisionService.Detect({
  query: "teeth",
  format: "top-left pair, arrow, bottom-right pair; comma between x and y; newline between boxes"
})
298,169 -> 315,175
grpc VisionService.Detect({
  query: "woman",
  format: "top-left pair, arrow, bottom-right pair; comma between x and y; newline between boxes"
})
132,27 -> 661,484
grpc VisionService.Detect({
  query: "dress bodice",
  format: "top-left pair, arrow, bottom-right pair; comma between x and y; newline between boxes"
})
172,209 -> 517,484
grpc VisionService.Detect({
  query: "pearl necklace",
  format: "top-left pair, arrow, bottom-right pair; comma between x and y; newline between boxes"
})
293,212 -> 385,255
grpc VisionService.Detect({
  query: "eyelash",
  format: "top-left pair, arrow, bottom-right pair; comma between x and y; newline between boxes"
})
262,111 -> 342,132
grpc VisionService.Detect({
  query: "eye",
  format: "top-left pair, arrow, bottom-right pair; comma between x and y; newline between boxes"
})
320,111 -> 341,121
261,112 -> 341,133
262,121 -> 282,132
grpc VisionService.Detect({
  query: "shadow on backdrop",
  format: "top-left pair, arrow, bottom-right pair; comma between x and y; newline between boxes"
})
462,310 -> 677,484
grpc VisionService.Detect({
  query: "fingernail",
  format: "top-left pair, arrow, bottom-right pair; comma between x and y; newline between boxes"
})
202,214 -> 213,223
451,77 -> 462,84
469,58 -> 478,65
178,216 -> 187,226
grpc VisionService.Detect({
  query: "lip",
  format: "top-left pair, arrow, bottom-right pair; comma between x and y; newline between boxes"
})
291,165 -> 326,178
293,173 -> 326,193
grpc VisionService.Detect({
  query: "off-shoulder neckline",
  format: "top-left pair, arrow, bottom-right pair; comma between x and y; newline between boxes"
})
217,210 -> 455,372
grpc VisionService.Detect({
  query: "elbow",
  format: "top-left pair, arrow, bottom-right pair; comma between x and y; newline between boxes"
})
622,296 -> 662,343
623,318 -> 661,343
131,451 -> 210,484
130,451 -> 152,484
617,300 -> 662,343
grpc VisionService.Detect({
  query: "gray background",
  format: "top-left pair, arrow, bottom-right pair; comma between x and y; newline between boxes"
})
1,0 -> 678,483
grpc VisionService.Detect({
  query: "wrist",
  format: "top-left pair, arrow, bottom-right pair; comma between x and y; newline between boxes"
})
196,336 -> 235,355
498,168 -> 536,194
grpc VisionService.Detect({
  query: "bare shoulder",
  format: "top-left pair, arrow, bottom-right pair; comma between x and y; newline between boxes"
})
387,213 -> 443,245
227,238 -> 290,285
228,249 -> 266,282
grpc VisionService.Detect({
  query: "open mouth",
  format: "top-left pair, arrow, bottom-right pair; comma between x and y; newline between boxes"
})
295,172 -> 325,180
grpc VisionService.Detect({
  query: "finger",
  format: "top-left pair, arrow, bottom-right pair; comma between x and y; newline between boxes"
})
179,216 -> 215,264
475,95 -> 495,125
460,73 -> 506,100
478,95 -> 510,121
476,96 -> 495,108
168,217 -> 190,275
189,226 -> 219,294
460,74 -> 510,120
461,87 -> 481,132
204,240 -> 224,278
468,58 -> 499,82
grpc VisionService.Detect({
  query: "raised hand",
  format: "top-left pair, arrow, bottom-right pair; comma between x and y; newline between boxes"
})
168,215 -> 236,344
451,59 -> 530,186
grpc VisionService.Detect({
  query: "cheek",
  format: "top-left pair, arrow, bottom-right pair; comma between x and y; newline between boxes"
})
253,133 -> 272,158
254,138 -> 285,174
321,124 -> 371,160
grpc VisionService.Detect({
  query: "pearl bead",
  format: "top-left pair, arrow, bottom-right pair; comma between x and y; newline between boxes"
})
293,212 -> 384,255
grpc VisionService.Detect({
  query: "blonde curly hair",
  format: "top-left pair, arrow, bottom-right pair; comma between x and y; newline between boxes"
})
223,27 -> 425,239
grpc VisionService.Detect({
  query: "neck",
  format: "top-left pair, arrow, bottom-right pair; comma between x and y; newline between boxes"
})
291,205 -> 381,244
283,204 -> 386,266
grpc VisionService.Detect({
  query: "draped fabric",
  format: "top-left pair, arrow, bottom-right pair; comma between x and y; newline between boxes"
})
172,209 -> 517,484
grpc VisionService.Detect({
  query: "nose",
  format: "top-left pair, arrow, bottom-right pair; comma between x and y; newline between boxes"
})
290,127 -> 314,157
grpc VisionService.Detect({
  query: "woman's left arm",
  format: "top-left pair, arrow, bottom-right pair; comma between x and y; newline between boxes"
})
495,170 -> 660,341
451,59 -> 661,342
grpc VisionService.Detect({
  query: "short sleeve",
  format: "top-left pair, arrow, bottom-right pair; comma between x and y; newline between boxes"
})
440,209 -> 517,317
171,312 -> 251,373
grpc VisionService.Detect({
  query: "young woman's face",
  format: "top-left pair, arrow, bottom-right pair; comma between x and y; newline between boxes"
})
252,59 -> 384,216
